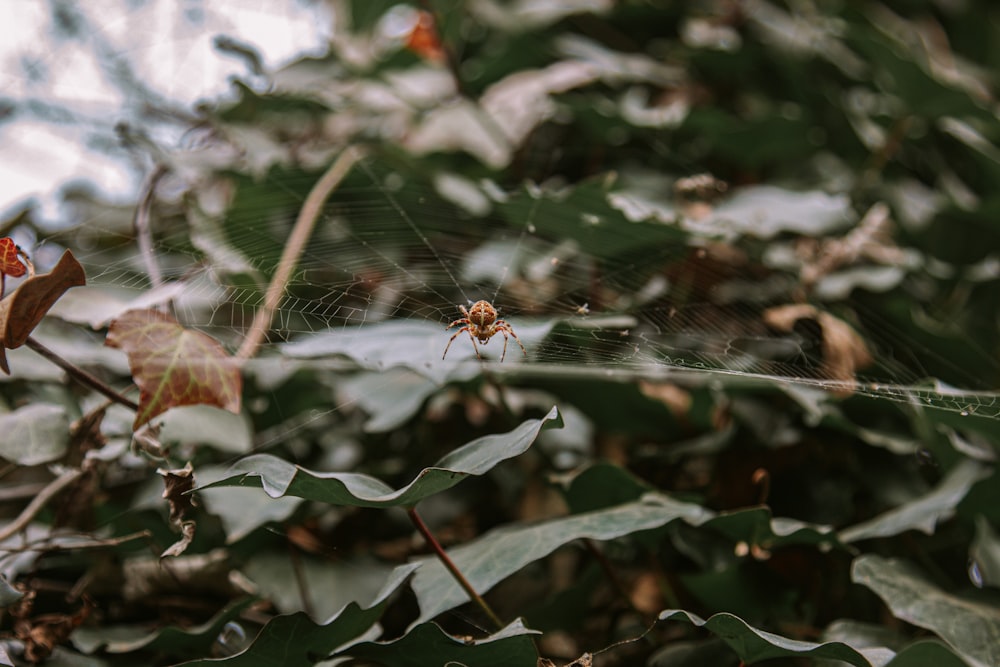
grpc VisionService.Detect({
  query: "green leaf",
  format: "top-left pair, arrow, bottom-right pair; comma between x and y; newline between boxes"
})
158,405 -> 253,454
839,460 -> 990,543
243,553 -> 395,620
196,465 -> 302,543
970,516 -> 1000,589
0,574 -> 21,606
661,609 -> 973,666
660,610 -> 879,666
281,318 -> 556,381
0,403 -> 69,465
176,605 -> 377,667
823,620 -> 973,667
340,618 -> 539,667
176,563 -> 419,667
199,407 -> 562,508
410,493 -> 713,625
852,554 -> 1000,667
338,368 -> 442,432
72,598 -> 253,655
499,176 -> 689,259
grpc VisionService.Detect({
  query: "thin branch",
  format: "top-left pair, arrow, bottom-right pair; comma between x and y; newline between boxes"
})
407,506 -> 505,631
4,529 -> 153,554
0,468 -> 85,543
25,336 -> 139,412
235,145 -> 366,362
133,165 -> 168,292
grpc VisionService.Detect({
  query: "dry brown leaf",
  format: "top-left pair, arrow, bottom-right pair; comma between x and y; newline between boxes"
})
763,304 -> 873,396
157,462 -> 197,558
0,250 -> 86,373
11,588 -> 91,663
638,381 -> 692,418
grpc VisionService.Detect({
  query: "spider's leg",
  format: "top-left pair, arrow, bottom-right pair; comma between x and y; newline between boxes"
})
442,326 -> 468,359
445,318 -> 467,330
467,330 -> 483,359
498,322 -> 528,358
498,330 -> 509,362
513,333 -> 528,357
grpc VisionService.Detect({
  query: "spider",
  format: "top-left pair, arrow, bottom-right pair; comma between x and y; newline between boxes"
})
442,299 -> 527,362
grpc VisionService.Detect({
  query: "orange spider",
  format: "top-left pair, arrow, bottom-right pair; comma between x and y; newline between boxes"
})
442,300 -> 527,362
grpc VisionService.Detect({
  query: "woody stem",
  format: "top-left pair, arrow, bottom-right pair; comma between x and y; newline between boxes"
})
406,506 -> 505,631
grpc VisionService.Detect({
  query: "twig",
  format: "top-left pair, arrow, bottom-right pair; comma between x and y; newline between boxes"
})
407,506 -> 505,631
133,165 -> 168,293
24,336 -> 139,412
0,468 -> 85,543
235,146 -> 366,362
4,529 -> 153,554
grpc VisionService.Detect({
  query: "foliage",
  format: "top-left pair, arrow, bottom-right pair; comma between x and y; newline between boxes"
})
2,1 -> 1000,666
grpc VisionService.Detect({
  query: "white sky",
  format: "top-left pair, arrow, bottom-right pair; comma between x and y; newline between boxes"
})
0,0 -> 331,220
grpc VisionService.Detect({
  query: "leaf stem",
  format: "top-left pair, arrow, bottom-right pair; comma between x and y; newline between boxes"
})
25,336 -> 139,412
235,145 -> 366,363
406,506 -> 505,631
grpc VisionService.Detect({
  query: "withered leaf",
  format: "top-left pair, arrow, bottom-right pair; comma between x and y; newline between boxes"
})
158,462 -> 197,558
12,589 -> 91,664
0,237 -> 27,278
763,304 -> 873,396
105,308 -> 242,429
0,250 -> 86,374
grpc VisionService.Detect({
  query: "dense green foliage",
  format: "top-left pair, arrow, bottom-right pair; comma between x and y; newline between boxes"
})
2,1 -> 1000,665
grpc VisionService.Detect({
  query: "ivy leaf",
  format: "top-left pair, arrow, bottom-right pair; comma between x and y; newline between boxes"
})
176,563 -> 418,667
0,403 -> 70,465
341,618 -> 539,667
410,493 -> 713,625
658,609 -> 972,666
839,460 -> 989,543
104,308 -> 242,429
72,598 -> 253,655
852,554 -> 1000,667
0,250 -> 85,374
199,407 -> 562,509
176,604 -> 382,667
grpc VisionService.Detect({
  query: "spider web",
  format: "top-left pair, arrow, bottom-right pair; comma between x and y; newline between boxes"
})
43,154 -> 1000,431
12,0 -> 1000,444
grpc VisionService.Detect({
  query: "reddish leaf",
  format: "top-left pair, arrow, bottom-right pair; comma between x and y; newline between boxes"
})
0,237 -> 27,277
0,250 -> 86,374
105,309 -> 242,430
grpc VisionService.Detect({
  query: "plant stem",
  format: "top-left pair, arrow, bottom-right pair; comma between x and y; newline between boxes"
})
25,336 -> 139,412
236,145 -> 366,363
133,165 -> 167,292
406,506 -> 505,631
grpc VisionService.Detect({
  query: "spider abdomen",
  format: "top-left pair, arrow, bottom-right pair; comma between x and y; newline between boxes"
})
468,300 -> 497,327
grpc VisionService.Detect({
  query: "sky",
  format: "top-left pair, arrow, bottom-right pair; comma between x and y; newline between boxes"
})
0,0 -> 331,221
